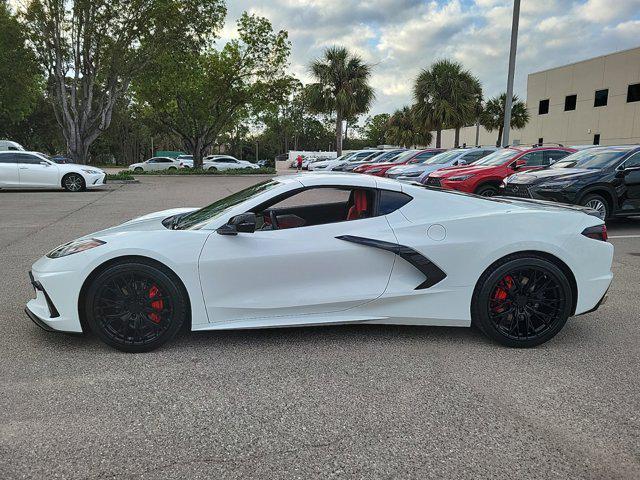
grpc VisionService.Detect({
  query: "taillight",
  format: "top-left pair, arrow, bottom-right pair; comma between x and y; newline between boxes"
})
582,224 -> 608,242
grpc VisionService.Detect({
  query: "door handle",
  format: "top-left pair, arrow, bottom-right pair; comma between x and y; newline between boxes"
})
19,167 -> 28,170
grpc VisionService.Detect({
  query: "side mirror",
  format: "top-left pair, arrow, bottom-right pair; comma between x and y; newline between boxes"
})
217,213 -> 256,236
511,159 -> 526,170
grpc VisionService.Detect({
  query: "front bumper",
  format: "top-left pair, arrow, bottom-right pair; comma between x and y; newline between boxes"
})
85,172 -> 107,189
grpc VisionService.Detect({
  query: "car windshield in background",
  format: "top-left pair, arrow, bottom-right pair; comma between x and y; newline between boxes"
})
551,148 -> 629,169
173,180 -> 280,230
423,150 -> 464,165
474,148 -> 520,166
392,150 -> 420,163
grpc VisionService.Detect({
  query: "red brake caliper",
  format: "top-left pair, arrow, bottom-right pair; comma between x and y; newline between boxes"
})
491,275 -> 514,313
148,285 -> 164,324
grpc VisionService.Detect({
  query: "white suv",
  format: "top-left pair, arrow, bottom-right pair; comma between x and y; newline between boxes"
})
0,151 -> 106,192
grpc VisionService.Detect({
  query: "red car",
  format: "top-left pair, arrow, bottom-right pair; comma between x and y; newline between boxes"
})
353,149 -> 446,177
423,145 -> 576,196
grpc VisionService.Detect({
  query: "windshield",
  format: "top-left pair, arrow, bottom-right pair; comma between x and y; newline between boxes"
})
474,148 -> 520,166
173,180 -> 280,230
373,150 -> 404,163
348,151 -> 377,162
551,148 -> 629,169
424,150 -> 464,165
391,150 -> 420,164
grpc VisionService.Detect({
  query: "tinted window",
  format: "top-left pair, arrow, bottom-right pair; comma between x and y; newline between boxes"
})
521,151 -> 546,166
552,148 -> 630,170
474,149 -> 520,166
158,158 -> 173,163
545,150 -> 570,163
594,89 -> 608,107
627,83 -> 640,103
539,99 -> 549,115
0,153 -> 16,164
564,95 -> 577,111
623,152 -> 640,169
15,153 -> 43,165
461,151 -> 485,162
378,190 -> 412,215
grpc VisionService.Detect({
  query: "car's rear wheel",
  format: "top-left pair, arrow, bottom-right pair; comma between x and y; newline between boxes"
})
580,194 -> 609,220
475,184 -> 498,197
472,256 -> 572,347
62,173 -> 86,192
85,261 -> 187,352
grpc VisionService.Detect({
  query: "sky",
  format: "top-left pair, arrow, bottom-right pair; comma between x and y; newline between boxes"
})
220,0 -> 640,115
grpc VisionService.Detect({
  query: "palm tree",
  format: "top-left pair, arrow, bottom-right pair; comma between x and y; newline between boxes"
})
480,93 -> 529,146
307,46 -> 375,155
386,106 -> 432,148
413,59 -> 482,148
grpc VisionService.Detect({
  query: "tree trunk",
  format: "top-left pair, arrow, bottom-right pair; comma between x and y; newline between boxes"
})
193,137 -> 204,169
454,128 -> 460,148
436,129 -> 442,148
497,126 -> 504,147
335,111 -> 343,156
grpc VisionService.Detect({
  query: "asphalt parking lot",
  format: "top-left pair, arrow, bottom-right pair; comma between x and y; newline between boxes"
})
1,175 -> 640,479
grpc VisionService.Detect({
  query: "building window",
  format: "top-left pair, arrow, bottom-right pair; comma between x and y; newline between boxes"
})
538,138 -> 544,145
539,99 -> 549,115
564,94 -> 577,111
594,89 -> 608,107
628,83 -> 640,103
593,134 -> 600,145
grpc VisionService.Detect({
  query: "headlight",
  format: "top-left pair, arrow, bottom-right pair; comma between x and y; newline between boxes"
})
448,174 -> 475,181
539,180 -> 574,189
47,238 -> 106,258
82,169 -> 100,174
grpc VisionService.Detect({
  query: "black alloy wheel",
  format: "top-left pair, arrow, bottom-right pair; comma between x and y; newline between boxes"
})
85,261 -> 187,352
476,184 -> 498,197
62,173 -> 85,192
472,256 -> 572,347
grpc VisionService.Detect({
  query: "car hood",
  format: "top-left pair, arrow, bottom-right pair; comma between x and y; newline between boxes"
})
388,163 -> 427,175
58,164 -> 105,173
88,207 -> 199,237
508,168 -> 595,184
430,164 -> 496,178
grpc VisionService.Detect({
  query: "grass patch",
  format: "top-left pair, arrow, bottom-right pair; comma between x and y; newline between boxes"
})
127,167 -> 276,175
107,171 -> 135,181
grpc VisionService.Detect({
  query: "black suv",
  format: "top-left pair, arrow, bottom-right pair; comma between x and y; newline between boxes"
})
501,145 -> 640,220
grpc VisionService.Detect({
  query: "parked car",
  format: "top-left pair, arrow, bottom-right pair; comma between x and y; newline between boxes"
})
409,147 -> 497,183
309,152 -> 359,171
337,149 -> 406,172
129,157 -> 181,172
202,156 -> 259,171
0,140 -> 25,151
26,173 -> 612,352
0,151 -> 106,192
176,155 -> 193,168
424,146 -> 575,196
355,149 -> 447,177
502,145 -> 640,220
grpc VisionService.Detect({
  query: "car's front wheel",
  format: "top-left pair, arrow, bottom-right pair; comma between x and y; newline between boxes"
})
472,255 -> 573,347
84,261 -> 187,352
208,166 -> 218,172
134,167 -> 143,173
62,173 -> 86,192
475,184 -> 498,197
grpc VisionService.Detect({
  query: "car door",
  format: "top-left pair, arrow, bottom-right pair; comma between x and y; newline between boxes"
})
198,186 -> 397,324
16,153 -> 59,187
0,153 -> 20,186
144,158 -> 157,171
620,152 -> 640,211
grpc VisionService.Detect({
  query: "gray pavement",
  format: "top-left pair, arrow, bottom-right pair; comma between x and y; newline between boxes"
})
1,176 -> 639,479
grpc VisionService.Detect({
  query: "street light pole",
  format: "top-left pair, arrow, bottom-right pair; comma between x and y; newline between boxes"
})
502,0 -> 521,147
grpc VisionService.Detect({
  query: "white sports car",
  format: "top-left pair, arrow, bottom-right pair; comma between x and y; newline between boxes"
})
26,174 -> 613,352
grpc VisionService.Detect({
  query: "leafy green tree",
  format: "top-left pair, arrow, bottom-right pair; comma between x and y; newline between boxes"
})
387,106 -> 432,148
413,59 -> 481,148
23,0 -> 226,164
307,46 -> 375,155
480,93 -> 529,146
0,1 -> 41,135
362,113 -> 390,146
136,13 -> 292,168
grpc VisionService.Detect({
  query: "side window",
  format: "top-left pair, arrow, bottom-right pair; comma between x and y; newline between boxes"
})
15,153 -> 42,165
545,150 -> 570,164
378,190 -> 412,215
461,151 -> 484,163
521,151 -> 546,166
623,152 -> 640,169
159,158 -> 172,163
416,151 -> 437,160
0,154 -> 16,164
148,158 -> 157,163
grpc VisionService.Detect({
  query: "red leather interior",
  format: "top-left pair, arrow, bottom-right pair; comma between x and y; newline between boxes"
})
347,190 -> 368,220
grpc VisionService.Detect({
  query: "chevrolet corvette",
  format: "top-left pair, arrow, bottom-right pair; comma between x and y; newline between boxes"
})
26,174 -> 613,352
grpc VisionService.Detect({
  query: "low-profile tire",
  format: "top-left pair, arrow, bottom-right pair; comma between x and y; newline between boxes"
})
62,173 -> 86,192
471,255 -> 573,348
475,184 -> 498,197
208,166 -> 218,172
84,261 -> 187,353
580,193 -> 610,221
134,167 -> 143,173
